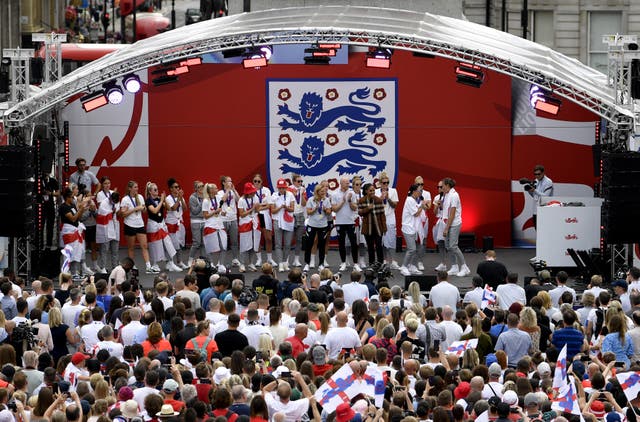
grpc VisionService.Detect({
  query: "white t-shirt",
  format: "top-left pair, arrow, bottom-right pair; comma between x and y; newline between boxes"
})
332,189 -> 358,225
549,285 -> 576,307
495,283 -> 527,311
203,198 -> 225,230
80,321 -> 105,351
133,386 -> 161,409
401,195 -> 421,235
63,362 -> 89,392
93,340 -> 124,358
241,323 -> 273,349
264,392 -> 310,422
165,195 -> 184,225
438,320 -> 463,348
270,191 -> 296,229
324,326 -> 361,359
442,188 -> 462,226
255,187 -> 272,216
375,187 -> 399,224
61,303 -> 87,327
342,282 -> 370,307
429,281 -> 460,311
120,321 -> 148,346
216,189 -> 238,222
306,197 -> 331,228
121,194 -> 145,228
463,287 -> 484,309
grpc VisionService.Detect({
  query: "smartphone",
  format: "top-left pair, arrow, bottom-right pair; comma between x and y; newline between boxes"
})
280,371 -> 292,378
482,307 -> 494,319
103,375 -> 110,383
433,339 -> 440,351
256,351 -> 263,362
614,361 -> 625,367
52,382 -> 59,394
580,355 -> 591,362
385,370 -> 391,378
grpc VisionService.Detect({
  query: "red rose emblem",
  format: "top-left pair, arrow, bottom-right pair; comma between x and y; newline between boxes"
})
279,134 -> 292,146
328,178 -> 339,190
373,133 -> 387,145
326,89 -> 339,101
278,89 -> 291,101
374,88 -> 386,100
326,134 -> 339,146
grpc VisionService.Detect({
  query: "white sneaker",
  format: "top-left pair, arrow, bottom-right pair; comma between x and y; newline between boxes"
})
456,264 -> 471,277
268,258 -> 278,266
283,262 -> 290,271
293,258 -> 302,267
323,260 -> 330,268
255,257 -> 262,267
239,265 -> 246,273
409,265 -> 423,275
248,264 -> 257,272
447,265 -> 460,275
278,263 -> 285,272
418,262 -> 424,271
82,264 -> 94,276
318,264 -> 325,271
358,258 -> 367,268
390,261 -> 400,270
303,264 -> 310,272
339,262 -> 347,271
435,262 -> 447,271
167,262 -> 182,272
399,266 -> 411,276
178,262 -> 189,270
232,259 -> 241,267
310,256 -> 316,268
353,264 -> 362,272
151,264 -> 162,273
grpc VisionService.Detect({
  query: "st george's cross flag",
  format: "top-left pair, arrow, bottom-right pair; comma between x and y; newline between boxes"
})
60,244 -> 74,274
481,285 -> 496,309
446,339 -> 478,356
314,363 -> 385,413
552,377 -> 582,417
553,345 -> 568,391
616,372 -> 640,402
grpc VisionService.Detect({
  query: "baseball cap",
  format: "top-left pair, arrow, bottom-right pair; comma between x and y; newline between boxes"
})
537,362 -> 551,376
590,400 -> 605,418
606,413 -> 622,422
214,366 -> 231,385
71,352 -> 91,365
162,379 -> 179,393
312,346 -> 327,365
503,390 -> 518,406
276,178 -> 288,189
336,402 -> 356,422
612,280 -> 628,290
118,386 -> 134,401
489,363 -> 502,377
485,353 -> 497,367
454,382 -> 471,400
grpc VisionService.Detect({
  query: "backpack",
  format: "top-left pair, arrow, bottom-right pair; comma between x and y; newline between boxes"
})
190,337 -> 212,362
277,281 -> 297,302
238,287 -> 258,306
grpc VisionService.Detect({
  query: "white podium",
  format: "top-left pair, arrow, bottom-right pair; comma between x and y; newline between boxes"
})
536,197 -> 603,267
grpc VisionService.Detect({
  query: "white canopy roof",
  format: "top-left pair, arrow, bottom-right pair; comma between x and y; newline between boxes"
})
3,5 -> 632,127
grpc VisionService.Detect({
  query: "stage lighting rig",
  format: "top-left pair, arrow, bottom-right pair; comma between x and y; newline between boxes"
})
366,48 -> 392,69
455,63 -> 484,88
529,85 -> 562,115
103,81 -> 124,105
243,46 -> 272,69
122,74 -> 141,93
81,91 -> 108,112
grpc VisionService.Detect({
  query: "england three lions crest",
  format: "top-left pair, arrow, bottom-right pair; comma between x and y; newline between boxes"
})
267,79 -> 397,192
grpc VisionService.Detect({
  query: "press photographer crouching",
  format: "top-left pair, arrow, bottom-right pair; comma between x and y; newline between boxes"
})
520,164 -> 554,229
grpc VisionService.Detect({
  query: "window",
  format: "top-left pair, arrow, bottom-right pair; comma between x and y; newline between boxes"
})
530,11 -> 554,48
588,11 -> 623,74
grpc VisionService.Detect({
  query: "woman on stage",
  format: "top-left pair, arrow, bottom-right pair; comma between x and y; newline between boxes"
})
252,174 -> 274,267
96,190 -> 121,272
120,181 -> 152,273
202,183 -> 227,270
165,178 -> 189,270
303,184 -> 332,272
59,186 -> 90,276
238,182 -> 261,273
358,183 -> 387,266
270,178 -> 296,273
145,182 -> 180,273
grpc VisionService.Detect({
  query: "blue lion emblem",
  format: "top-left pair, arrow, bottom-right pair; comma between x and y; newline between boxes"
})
278,131 -> 386,177
278,87 -> 385,133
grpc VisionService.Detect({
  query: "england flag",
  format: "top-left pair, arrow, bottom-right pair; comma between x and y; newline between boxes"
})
616,372 -> 640,402
553,345 -> 568,391
314,362 -> 385,414
446,339 -> 478,356
481,285 -> 496,309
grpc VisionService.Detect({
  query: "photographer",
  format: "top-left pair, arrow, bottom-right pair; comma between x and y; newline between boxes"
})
521,165 -> 554,229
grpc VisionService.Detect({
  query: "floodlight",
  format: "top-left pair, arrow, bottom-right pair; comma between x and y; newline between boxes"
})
242,47 -> 271,69
122,74 -> 141,93
104,82 -> 124,105
366,48 -> 392,69
529,85 -> 562,115
81,91 -> 108,112
455,63 -> 484,88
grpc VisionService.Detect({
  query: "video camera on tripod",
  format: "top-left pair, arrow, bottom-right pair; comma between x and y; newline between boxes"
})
519,178 -> 537,192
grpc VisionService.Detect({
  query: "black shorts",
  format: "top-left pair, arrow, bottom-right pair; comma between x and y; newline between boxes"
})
84,225 -> 96,243
124,224 -> 146,236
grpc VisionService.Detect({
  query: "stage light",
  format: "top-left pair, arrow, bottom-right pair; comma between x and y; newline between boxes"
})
81,91 -> 108,112
180,57 -> 202,66
366,48 -> 392,69
122,74 -> 141,93
319,43 -> 341,49
304,56 -> 331,65
152,75 -> 179,86
304,46 -> 332,65
63,121 -> 69,172
242,47 -> 271,69
167,66 -> 189,75
104,82 -> 124,105
529,85 -> 562,115
455,63 -> 484,88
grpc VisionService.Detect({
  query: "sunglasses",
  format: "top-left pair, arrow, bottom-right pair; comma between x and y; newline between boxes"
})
295,179 -> 303,183
172,185 -> 180,189
253,180 -> 262,183
417,183 -> 424,186
197,185 -> 204,188
437,185 -> 443,188
381,181 -> 389,185
534,172 -> 542,176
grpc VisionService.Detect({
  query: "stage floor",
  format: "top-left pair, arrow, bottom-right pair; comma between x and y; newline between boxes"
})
109,246 -> 583,294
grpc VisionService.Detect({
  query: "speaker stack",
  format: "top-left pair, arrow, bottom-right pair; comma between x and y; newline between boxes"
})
601,151 -> 640,244
0,146 -> 35,237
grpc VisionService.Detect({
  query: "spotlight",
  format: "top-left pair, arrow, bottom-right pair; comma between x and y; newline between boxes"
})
180,57 -> 202,66
152,75 -> 179,86
529,85 -> 562,115
455,63 -> 484,88
318,43 -> 341,49
304,45 -> 332,65
167,66 -> 189,75
104,82 -> 124,105
366,48 -> 392,69
81,91 -> 108,112
242,47 -> 271,69
122,74 -> 141,93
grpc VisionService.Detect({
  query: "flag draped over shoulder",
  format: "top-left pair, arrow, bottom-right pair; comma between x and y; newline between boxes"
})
61,244 -> 74,274
314,364 -> 385,414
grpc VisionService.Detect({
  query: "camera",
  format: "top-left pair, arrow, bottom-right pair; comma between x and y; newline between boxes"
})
12,320 -> 39,349
519,178 -> 537,192
7,400 -> 17,412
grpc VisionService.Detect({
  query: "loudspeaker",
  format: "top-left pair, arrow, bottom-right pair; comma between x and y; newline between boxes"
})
459,232 -> 476,253
592,144 -> 601,177
404,275 -> 437,291
482,236 -> 494,252
632,59 -> 640,99
37,249 -> 61,279
0,146 -> 36,237
30,58 -> 44,85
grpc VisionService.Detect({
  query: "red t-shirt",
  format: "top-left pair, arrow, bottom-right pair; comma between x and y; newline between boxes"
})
195,382 -> 213,403
164,399 -> 185,412
313,364 -> 333,377
284,335 -> 307,358
212,408 -> 238,422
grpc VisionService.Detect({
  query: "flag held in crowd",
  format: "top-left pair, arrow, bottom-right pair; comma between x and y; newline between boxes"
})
446,339 -> 478,356
314,362 -> 385,413
615,372 -> 640,403
61,244 -> 73,274
552,377 -> 581,416
553,344 -> 568,391
481,285 -> 496,309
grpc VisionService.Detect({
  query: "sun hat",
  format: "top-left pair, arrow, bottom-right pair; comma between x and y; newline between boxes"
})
156,404 -> 180,418
214,366 -> 231,385
121,400 -> 139,419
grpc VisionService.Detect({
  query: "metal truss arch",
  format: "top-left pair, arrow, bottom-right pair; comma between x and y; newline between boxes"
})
3,6 -> 633,129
